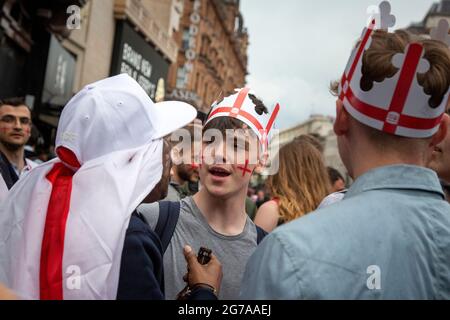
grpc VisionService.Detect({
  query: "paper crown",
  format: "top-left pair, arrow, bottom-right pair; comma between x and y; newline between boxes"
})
338,1 -> 450,138
205,88 -> 280,149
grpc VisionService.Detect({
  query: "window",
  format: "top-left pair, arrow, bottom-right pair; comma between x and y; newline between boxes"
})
182,28 -> 190,50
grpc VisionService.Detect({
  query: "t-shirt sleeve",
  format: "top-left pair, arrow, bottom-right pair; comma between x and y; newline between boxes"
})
136,202 -> 160,230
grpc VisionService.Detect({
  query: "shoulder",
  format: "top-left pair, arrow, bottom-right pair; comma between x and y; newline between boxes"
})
256,200 -> 279,217
164,184 -> 181,202
123,215 -> 163,258
25,159 -> 39,169
136,202 -> 160,230
254,200 -> 279,232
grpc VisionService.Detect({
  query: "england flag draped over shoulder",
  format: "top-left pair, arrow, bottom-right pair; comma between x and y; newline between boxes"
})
0,74 -> 197,300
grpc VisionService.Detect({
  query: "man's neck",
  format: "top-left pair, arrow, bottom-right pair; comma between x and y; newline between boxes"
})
350,147 -> 425,180
0,143 -> 25,171
193,188 -> 248,236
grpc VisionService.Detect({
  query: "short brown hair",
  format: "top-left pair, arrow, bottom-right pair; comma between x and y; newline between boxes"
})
0,97 -> 29,109
332,30 -> 450,108
331,30 -> 450,151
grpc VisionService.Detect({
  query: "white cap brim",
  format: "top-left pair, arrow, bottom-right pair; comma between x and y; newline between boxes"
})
152,101 -> 198,139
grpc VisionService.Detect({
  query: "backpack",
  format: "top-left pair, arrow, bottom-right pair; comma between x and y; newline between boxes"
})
151,201 -> 268,253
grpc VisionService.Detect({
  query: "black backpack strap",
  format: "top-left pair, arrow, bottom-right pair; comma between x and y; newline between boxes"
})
256,225 -> 268,244
155,201 -> 181,253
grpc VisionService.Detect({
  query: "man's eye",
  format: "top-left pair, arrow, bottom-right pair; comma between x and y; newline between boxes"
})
20,118 -> 31,125
1,116 -> 14,123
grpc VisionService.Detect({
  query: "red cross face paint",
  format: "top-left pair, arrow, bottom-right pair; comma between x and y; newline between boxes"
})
237,159 -> 253,177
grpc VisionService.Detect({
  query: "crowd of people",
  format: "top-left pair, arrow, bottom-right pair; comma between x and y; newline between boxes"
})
0,2 -> 449,300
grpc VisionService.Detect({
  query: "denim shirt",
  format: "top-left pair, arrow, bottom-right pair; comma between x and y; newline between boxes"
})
240,165 -> 450,300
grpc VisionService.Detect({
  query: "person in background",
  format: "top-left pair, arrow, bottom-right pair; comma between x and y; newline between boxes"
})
0,97 -> 37,196
296,134 -> 324,154
165,124 -> 202,201
254,136 -> 330,232
255,189 -> 268,208
327,167 -> 346,193
317,167 -> 348,209
428,107 -> 450,202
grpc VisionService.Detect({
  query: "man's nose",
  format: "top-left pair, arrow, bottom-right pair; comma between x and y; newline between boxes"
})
206,141 -> 229,165
13,118 -> 23,130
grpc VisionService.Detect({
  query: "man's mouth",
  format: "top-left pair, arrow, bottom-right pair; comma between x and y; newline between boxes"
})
209,166 -> 232,177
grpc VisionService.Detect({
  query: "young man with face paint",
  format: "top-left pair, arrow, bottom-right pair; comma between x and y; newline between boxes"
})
0,97 -> 37,200
137,88 -> 280,299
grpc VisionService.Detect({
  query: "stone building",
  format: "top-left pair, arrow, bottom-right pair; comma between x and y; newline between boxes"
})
166,0 -> 249,119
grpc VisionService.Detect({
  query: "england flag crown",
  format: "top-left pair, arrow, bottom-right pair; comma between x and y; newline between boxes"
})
205,87 -> 281,150
339,1 -> 450,138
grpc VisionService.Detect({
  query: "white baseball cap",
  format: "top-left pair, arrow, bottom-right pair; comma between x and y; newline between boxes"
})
56,74 -> 197,164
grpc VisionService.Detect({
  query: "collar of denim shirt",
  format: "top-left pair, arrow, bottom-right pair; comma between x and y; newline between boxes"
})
345,165 -> 445,200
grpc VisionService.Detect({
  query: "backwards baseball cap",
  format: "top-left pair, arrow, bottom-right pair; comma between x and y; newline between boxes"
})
56,74 -> 197,165
338,1 -> 450,138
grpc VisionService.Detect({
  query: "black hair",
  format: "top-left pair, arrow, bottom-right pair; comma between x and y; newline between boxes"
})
327,167 -> 344,184
0,97 -> 29,109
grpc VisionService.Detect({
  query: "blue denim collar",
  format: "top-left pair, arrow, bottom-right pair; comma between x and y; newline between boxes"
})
345,165 -> 445,199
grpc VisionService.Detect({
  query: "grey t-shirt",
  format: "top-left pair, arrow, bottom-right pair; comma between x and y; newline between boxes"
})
137,197 -> 259,300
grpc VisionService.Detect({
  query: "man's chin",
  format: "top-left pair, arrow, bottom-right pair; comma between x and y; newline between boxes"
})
204,184 -> 231,199
1,141 -> 25,152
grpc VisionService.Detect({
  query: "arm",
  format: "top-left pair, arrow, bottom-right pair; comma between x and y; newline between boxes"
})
117,215 -> 165,300
254,201 -> 280,233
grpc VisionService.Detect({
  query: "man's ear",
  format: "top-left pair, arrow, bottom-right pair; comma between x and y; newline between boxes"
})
430,113 -> 449,147
334,99 -> 350,136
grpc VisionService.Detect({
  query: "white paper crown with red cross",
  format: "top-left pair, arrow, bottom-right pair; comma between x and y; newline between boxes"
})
338,1 -> 450,138
205,87 -> 280,151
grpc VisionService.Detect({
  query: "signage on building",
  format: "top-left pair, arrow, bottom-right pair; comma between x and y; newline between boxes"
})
111,21 -> 169,101
41,35 -> 76,108
167,89 -> 202,106
177,0 -> 201,89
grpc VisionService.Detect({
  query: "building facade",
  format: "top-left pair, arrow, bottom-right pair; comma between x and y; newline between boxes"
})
166,0 -> 249,119
408,0 -> 450,34
0,0 -> 87,142
275,115 -> 348,181
1,0 -> 182,145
